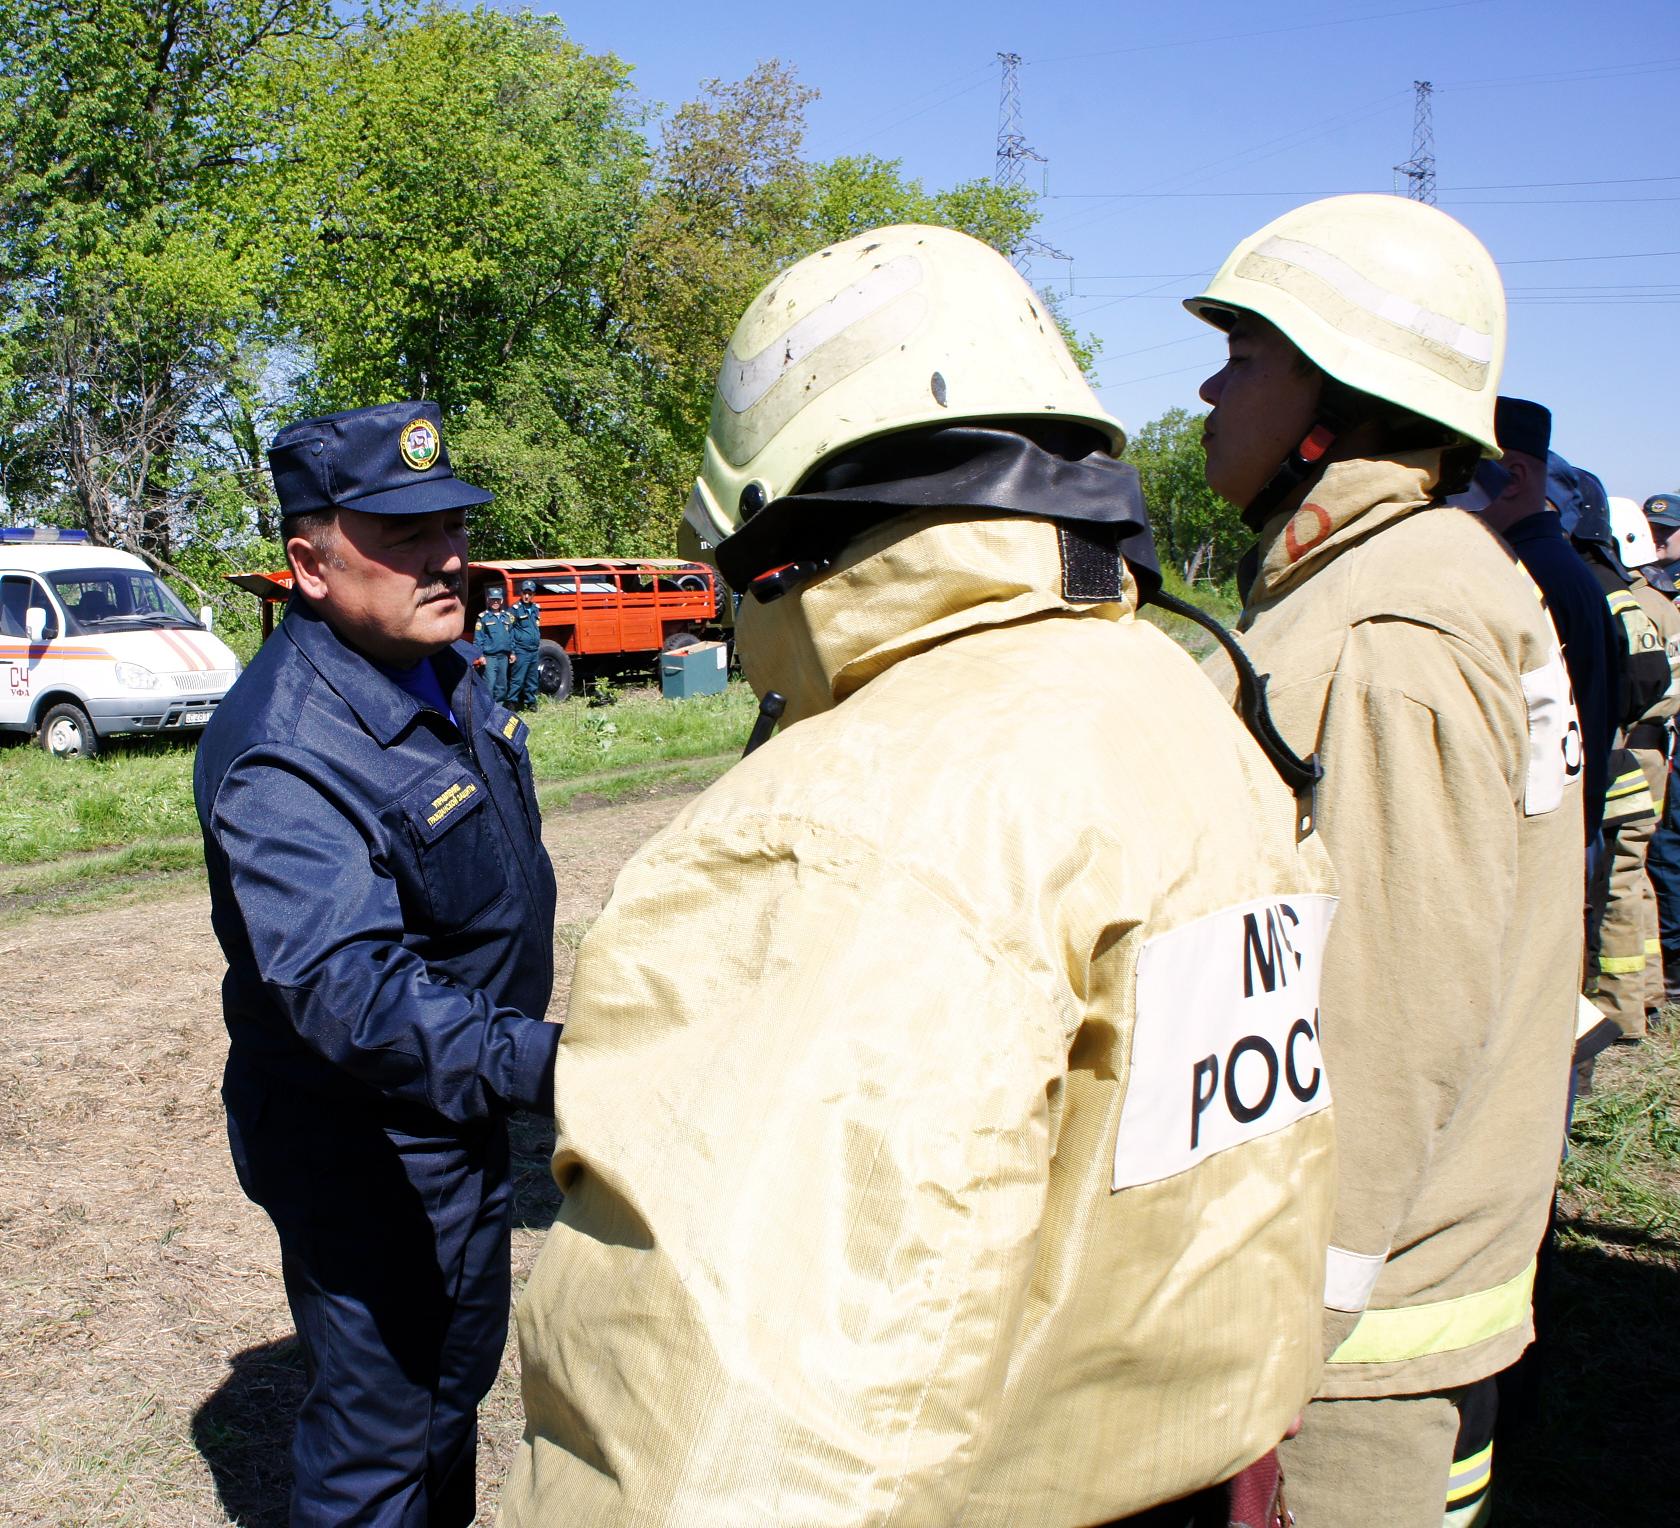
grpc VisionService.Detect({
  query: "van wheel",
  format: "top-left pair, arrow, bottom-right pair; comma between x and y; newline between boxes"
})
39,702 -> 100,759
537,641 -> 573,701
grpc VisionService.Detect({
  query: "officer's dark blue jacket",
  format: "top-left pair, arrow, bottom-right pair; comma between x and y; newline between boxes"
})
1504,509 -> 1621,843
509,600 -> 542,651
474,606 -> 515,656
195,598 -> 559,1126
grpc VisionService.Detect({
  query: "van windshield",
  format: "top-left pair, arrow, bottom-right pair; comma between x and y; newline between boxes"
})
49,568 -> 200,634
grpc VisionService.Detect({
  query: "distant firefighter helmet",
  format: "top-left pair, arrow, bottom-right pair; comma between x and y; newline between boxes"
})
1550,454 -> 1615,554
1609,495 -> 1658,568
1185,194 -> 1506,456
680,224 -> 1125,565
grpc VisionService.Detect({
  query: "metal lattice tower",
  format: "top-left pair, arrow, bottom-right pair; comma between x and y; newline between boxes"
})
993,51 -> 1069,277
1394,80 -> 1437,205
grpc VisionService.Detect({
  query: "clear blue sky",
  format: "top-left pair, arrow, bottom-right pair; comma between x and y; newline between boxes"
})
542,0 -> 1679,500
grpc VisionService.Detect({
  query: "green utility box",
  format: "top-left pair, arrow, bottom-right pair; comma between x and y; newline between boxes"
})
660,640 -> 729,700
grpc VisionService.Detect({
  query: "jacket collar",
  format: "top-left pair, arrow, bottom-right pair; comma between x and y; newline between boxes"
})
1243,449 -> 1447,612
734,511 -> 1134,726
282,596 -> 473,747
1502,509 -> 1568,547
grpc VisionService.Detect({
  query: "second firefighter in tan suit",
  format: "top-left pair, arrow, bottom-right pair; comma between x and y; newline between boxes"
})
1595,496 -> 1680,1037
503,226 -> 1340,1526
1187,195 -> 1583,1525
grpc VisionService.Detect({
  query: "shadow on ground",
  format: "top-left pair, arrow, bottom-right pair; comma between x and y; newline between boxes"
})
191,1335 -> 305,1527
1498,1228 -> 1680,1524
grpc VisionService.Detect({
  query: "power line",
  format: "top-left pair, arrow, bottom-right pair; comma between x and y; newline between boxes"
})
1029,0 -> 1496,67
1046,177 -> 1680,199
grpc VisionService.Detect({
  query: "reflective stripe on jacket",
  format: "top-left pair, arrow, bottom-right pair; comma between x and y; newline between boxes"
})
1207,452 -> 1581,1399
505,513 -> 1340,1526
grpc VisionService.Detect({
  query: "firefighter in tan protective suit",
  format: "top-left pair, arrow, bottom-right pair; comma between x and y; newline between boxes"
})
1594,496 -> 1680,1037
504,226 -> 1340,1527
1185,196 -> 1583,1525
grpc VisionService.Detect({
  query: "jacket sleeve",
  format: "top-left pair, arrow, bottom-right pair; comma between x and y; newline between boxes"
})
209,746 -> 559,1122
1294,617 -> 1531,1350
510,821 -> 1067,1525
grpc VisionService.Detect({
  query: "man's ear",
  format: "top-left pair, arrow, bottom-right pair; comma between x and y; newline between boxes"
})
1497,453 -> 1531,502
287,535 -> 332,601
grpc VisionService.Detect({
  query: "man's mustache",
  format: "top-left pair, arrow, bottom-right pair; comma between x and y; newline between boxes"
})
419,575 -> 464,602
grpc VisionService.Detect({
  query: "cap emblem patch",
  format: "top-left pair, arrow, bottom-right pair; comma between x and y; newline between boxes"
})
399,418 -> 441,472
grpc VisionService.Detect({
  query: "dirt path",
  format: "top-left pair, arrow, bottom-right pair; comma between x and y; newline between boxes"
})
0,792 -> 694,1527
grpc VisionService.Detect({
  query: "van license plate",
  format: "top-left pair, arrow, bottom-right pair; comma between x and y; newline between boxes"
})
181,708 -> 213,726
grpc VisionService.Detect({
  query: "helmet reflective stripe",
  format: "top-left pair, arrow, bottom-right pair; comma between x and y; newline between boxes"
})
1187,194 -> 1507,458
1238,235 -> 1496,385
716,256 -> 923,431
687,224 -> 1125,567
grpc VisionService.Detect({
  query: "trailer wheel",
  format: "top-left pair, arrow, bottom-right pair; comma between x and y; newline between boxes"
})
537,640 -> 574,701
39,701 -> 101,759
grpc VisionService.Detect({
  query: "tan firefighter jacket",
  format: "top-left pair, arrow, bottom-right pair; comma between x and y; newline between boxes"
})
503,512 -> 1339,1527
1205,452 -> 1582,1400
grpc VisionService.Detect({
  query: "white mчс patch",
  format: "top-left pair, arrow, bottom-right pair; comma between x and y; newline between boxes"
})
1113,893 -> 1336,1192
1520,648 -> 1583,817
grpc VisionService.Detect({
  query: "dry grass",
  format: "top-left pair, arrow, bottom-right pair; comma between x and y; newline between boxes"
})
0,793 -> 690,1526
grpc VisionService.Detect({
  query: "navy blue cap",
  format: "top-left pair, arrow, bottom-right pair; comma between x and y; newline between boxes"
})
1494,397 -> 1551,460
268,400 -> 492,520
1646,493 -> 1680,531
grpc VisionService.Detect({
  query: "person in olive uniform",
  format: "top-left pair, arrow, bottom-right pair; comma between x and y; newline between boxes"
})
474,585 -> 514,705
509,579 -> 542,709
193,400 -> 559,1526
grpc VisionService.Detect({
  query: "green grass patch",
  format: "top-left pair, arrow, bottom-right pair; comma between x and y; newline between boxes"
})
0,738 -> 201,866
521,681 -> 757,779
0,682 -> 758,917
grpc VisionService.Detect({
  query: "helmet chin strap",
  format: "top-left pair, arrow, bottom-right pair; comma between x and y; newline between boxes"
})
1242,422 -> 1337,528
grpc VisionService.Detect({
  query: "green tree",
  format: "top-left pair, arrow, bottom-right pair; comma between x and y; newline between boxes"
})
259,5 -> 664,555
1127,406 -> 1249,585
0,0 -> 337,593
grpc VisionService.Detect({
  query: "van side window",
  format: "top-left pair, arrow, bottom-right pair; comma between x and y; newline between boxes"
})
1,576 -> 57,640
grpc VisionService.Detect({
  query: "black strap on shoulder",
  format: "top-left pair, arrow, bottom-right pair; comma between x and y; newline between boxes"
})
1150,589 -> 1323,839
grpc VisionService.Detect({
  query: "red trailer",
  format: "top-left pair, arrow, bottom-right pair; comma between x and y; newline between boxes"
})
230,557 -> 729,701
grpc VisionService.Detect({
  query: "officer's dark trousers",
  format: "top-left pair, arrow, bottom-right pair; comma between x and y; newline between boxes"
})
1647,759 -> 1680,1001
482,652 -> 510,707
509,650 -> 539,708
226,1077 -> 512,1527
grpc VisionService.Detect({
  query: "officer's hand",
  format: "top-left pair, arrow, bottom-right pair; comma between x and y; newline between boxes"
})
473,654 -> 486,669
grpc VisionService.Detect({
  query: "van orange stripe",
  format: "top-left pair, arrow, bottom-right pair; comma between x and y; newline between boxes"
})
0,645 -> 113,661
157,629 -> 207,671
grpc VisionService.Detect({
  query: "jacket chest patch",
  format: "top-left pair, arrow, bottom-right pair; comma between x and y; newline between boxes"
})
1113,893 -> 1336,1191
407,768 -> 485,843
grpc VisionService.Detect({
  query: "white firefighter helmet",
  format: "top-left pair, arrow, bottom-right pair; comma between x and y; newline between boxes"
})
1609,495 -> 1658,568
1185,194 -> 1506,457
679,224 -> 1124,563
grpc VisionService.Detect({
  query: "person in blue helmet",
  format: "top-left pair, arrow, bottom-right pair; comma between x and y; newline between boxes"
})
193,400 -> 559,1526
508,579 -> 543,709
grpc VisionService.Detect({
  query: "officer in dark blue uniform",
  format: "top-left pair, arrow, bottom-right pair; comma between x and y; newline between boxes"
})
473,584 -> 514,704
508,579 -> 542,709
1470,398 -> 1621,844
194,400 -> 559,1526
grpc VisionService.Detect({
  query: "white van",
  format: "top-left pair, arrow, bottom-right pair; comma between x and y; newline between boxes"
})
0,529 -> 242,757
